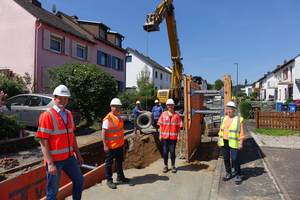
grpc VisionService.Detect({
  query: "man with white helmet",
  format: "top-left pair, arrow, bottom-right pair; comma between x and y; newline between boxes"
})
218,101 -> 245,185
157,98 -> 183,173
152,99 -> 163,133
102,98 -> 130,189
133,100 -> 146,134
37,85 -> 84,199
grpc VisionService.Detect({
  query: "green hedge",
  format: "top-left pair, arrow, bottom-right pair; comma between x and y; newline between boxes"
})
140,96 -> 156,111
0,113 -> 26,140
238,101 -> 253,119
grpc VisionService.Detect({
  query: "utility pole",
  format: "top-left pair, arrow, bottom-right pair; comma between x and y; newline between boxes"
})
234,63 -> 238,105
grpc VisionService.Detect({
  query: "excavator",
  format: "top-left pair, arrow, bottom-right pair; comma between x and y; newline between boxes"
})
143,0 -> 184,108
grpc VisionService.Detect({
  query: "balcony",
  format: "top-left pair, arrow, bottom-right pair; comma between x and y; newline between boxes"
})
267,81 -> 277,89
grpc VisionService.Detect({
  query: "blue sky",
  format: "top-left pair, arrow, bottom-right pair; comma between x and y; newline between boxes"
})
41,0 -> 300,85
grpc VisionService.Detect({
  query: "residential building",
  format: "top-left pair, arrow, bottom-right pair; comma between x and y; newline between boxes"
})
125,47 -> 172,90
0,0 -> 126,93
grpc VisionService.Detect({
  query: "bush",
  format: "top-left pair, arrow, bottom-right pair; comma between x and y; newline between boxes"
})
237,92 -> 247,97
251,92 -> 257,99
0,113 -> 26,140
238,101 -> 253,119
284,97 -> 293,105
117,90 -> 137,111
140,96 -> 156,111
0,71 -> 27,98
49,61 -> 118,124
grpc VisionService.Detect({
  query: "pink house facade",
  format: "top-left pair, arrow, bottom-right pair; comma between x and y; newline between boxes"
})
0,0 -> 126,93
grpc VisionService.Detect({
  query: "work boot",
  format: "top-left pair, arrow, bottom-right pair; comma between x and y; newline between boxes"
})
171,166 -> 177,173
116,176 -> 130,182
163,166 -> 168,173
140,131 -> 143,134
106,181 -> 116,189
235,175 -> 242,185
222,173 -> 233,181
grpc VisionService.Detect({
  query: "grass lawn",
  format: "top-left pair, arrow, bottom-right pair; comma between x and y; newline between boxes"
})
253,128 -> 300,137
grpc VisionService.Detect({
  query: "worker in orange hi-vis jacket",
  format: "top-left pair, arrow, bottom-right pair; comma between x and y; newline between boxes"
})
157,98 -> 183,174
37,85 -> 84,200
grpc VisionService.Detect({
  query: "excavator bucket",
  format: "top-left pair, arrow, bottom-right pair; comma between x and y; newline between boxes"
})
143,23 -> 160,32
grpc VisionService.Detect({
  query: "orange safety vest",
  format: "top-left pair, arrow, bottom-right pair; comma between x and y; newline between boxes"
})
37,108 -> 75,165
103,112 -> 124,149
157,111 -> 183,140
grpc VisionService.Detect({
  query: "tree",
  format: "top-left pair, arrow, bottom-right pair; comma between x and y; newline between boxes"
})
0,70 -> 27,98
245,79 -> 248,85
48,61 -> 118,124
214,79 -> 224,91
136,65 -> 154,91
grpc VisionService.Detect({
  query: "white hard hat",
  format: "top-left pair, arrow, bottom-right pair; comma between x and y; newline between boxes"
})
136,101 -> 140,104
154,100 -> 159,103
53,85 -> 71,97
226,101 -> 236,108
166,99 -> 175,105
110,98 -> 122,106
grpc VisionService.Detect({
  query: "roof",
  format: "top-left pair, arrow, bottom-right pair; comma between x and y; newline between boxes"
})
13,0 -> 95,44
126,47 -> 171,74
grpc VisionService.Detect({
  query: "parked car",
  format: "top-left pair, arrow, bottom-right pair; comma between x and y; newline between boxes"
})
0,94 -> 80,127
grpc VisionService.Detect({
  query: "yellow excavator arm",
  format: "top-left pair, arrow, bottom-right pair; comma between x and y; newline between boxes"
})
143,0 -> 183,104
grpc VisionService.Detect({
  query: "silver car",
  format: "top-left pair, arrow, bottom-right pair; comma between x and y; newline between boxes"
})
1,94 -> 80,127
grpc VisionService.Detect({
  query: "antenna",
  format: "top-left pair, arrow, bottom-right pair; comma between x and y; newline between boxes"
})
52,4 -> 56,14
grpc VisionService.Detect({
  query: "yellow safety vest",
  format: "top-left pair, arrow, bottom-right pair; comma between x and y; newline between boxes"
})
219,116 -> 244,149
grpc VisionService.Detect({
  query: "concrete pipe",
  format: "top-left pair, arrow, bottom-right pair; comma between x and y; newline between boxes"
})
137,112 -> 153,129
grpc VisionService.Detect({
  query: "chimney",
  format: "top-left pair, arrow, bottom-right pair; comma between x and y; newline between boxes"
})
277,65 -> 281,68
284,60 -> 287,64
27,0 -> 41,8
71,15 -> 78,20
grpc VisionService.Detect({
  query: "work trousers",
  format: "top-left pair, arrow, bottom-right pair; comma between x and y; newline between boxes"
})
45,155 -> 84,200
162,138 -> 177,166
105,145 -> 124,182
222,139 -> 241,176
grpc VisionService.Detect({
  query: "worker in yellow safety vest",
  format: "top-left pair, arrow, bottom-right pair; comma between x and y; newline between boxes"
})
102,98 -> 130,189
218,101 -> 246,185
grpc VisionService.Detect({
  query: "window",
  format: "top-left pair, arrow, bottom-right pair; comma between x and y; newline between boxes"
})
283,68 -> 288,80
155,87 -> 157,90
116,81 -> 124,92
285,88 -> 287,99
290,66 -> 292,81
42,97 -> 52,106
279,89 -> 281,100
28,96 -> 41,106
97,51 -> 111,67
116,37 -> 121,47
10,96 -> 29,106
77,43 -> 86,60
112,56 -> 124,71
166,74 -> 168,81
160,73 -> 163,80
170,76 -> 171,82
155,71 -> 158,78
126,56 -> 132,62
160,86 -> 163,89
50,34 -> 62,53
100,28 -> 106,39
0,68 -> 9,74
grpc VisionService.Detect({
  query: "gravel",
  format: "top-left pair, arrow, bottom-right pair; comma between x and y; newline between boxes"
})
250,132 -> 300,149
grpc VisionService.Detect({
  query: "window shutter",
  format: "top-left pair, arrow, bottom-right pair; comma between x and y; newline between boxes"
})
42,67 -> 50,87
97,50 -> 102,65
43,29 -> 50,50
71,40 -> 77,57
108,54 -> 111,68
120,81 -> 124,92
87,46 -> 91,62
64,37 -> 70,55
112,56 -> 116,69
121,59 -> 124,71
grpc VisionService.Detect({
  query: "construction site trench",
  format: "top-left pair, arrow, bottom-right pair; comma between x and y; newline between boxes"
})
0,132 -> 220,184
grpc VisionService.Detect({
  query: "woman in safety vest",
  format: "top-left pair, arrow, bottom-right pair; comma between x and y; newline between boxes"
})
217,101 -> 245,185
157,98 -> 183,173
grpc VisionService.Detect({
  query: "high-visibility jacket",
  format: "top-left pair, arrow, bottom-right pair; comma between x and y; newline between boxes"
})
37,108 -> 75,165
103,112 -> 124,149
157,111 -> 183,140
219,116 -> 244,149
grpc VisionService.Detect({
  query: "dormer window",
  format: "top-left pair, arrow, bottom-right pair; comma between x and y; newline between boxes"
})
100,28 -> 106,39
116,37 -> 121,47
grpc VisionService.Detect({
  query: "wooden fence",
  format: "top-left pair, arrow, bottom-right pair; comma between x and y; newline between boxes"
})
256,110 -> 300,130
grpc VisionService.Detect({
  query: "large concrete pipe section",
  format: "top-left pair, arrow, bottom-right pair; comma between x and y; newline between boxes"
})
137,112 -> 153,129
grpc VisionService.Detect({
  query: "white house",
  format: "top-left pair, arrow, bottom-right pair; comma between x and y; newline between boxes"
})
260,72 -> 276,100
125,47 -> 172,90
245,84 -> 253,96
